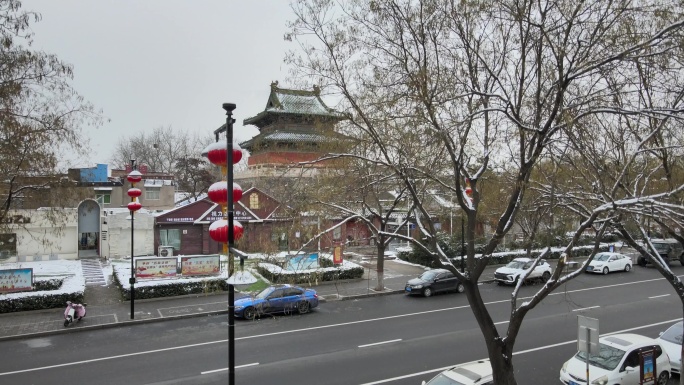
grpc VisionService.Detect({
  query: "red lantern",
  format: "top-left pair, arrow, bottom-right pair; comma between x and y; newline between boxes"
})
127,188 -> 142,198
127,170 -> 142,184
128,201 -> 142,212
203,141 -> 243,167
207,182 -> 242,205
209,220 -> 244,243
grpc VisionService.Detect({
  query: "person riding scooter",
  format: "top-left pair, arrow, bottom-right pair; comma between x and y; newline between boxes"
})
63,301 -> 87,327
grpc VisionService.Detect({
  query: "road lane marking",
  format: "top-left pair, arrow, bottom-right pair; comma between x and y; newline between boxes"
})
359,339 -> 402,348
649,294 -> 670,299
359,318 -> 682,384
572,306 -> 600,312
0,275 -> 677,377
236,277 -> 674,342
201,362 -> 259,374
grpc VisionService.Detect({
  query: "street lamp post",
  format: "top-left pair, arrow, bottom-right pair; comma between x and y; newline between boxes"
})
224,103 -> 237,385
205,104 -> 255,384
126,160 -> 143,319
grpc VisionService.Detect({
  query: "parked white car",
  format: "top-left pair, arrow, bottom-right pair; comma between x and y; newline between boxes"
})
586,252 -> 632,274
656,321 -> 682,375
494,257 -> 552,285
422,359 -> 493,385
559,333 -> 671,385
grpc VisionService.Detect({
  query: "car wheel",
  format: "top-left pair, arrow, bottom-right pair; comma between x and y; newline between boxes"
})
423,287 -> 433,297
243,306 -> 256,320
297,301 -> 310,314
624,263 -> 631,272
541,272 -> 551,282
602,267 -> 609,275
456,283 -> 465,293
657,370 -> 669,385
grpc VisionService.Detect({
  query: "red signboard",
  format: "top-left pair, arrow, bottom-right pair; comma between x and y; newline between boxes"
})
333,246 -> 343,265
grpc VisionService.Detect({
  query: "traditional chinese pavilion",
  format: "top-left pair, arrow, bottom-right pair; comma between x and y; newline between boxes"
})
235,81 -> 348,188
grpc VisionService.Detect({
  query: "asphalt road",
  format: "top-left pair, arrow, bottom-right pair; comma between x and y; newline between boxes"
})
0,264 -> 682,385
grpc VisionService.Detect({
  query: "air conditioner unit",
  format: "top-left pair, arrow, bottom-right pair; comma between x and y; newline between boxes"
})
158,246 -> 174,257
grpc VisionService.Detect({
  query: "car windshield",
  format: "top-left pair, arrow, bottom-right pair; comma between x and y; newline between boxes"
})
660,322 -> 683,345
594,254 -> 611,262
255,287 -> 275,299
575,343 -> 626,371
425,373 -> 465,385
506,260 -> 528,269
420,271 -> 439,281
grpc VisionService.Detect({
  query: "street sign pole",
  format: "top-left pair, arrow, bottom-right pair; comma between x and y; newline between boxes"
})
577,315 -> 599,385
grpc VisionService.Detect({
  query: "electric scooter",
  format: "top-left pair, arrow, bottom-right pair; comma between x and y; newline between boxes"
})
63,301 -> 87,327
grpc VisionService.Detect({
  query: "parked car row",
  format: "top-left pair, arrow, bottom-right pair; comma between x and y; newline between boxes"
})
405,252 -> 638,298
422,323 -> 682,385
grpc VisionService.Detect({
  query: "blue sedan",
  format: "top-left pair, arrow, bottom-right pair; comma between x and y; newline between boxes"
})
234,284 -> 319,320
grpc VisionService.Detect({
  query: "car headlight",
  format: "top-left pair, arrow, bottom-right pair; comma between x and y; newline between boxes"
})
591,375 -> 608,385
412,284 -> 423,289
561,361 -> 568,372
594,264 -> 603,267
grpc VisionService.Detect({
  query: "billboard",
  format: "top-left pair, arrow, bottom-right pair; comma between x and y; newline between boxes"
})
287,253 -> 319,271
181,255 -> 221,276
0,268 -> 33,293
135,258 -> 178,279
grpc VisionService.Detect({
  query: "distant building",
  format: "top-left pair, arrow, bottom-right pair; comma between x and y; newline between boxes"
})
236,81 -> 348,188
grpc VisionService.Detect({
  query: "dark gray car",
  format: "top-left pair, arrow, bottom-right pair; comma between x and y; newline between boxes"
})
637,239 -> 684,266
405,268 -> 464,297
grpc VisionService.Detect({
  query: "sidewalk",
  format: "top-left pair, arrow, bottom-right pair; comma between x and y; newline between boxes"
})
0,258 -> 430,341
0,255 -> 590,341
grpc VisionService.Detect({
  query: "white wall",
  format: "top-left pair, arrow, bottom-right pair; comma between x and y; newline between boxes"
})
2,208 -> 156,262
5,209 -> 79,261
103,211 -> 155,259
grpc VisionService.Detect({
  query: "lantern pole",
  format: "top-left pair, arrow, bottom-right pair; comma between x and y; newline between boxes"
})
223,103 -> 237,385
129,159 -> 136,319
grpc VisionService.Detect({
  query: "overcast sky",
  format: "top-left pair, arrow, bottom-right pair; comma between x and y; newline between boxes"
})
22,0 -> 298,167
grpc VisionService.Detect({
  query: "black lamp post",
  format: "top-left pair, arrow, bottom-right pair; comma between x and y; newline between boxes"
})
224,103 -> 237,385
126,160 -> 142,319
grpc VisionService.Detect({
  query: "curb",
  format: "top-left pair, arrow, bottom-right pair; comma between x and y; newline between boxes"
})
0,309 -> 229,342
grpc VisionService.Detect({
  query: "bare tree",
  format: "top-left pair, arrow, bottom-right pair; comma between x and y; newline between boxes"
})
287,1 -> 684,383
110,125 -> 212,173
0,0 -> 102,226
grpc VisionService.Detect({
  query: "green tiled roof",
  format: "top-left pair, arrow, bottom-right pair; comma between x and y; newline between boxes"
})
243,82 -> 346,128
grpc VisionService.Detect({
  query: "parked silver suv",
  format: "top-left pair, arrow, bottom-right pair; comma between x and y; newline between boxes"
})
637,238 -> 684,266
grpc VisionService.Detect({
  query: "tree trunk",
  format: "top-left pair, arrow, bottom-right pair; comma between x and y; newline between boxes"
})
375,241 -> 385,291
464,279 -> 518,385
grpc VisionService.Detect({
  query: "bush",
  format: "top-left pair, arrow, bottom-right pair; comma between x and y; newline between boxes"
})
111,269 -> 230,300
0,277 -> 83,314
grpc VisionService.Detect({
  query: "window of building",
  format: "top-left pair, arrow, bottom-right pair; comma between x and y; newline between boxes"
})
146,187 -> 161,200
0,233 -> 17,260
159,229 -> 181,250
96,193 -> 111,204
249,193 -> 259,209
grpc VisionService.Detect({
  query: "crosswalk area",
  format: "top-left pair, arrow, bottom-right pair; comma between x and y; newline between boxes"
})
80,259 -> 106,286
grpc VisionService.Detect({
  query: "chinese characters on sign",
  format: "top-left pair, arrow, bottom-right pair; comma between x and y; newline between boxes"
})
164,217 -> 194,222
0,268 -> 33,293
134,258 -> 178,279
181,256 -> 221,276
